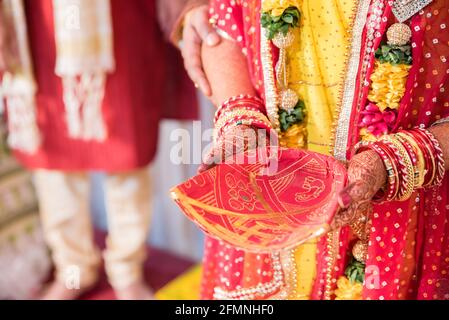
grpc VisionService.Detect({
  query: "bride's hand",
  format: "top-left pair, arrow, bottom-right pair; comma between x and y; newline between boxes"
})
331,150 -> 387,230
198,125 -> 269,173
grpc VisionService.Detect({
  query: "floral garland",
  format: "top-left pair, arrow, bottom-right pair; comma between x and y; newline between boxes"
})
261,0 -> 307,148
335,22 -> 414,300
335,275 -> 363,300
359,23 -> 413,140
261,5 -> 300,40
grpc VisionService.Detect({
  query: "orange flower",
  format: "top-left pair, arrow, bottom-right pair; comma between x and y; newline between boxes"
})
279,123 -> 307,148
359,128 -> 377,142
334,276 -> 363,300
368,61 -> 411,111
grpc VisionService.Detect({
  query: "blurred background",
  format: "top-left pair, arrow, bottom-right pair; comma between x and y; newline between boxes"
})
0,90 -> 213,299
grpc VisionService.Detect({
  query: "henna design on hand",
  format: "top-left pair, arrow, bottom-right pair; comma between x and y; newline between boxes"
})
198,125 -> 270,173
332,150 -> 386,231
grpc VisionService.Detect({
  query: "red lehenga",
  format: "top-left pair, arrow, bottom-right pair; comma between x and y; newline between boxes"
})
184,0 -> 449,300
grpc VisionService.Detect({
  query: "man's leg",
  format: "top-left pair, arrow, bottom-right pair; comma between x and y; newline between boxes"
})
103,167 -> 153,300
34,170 -> 101,300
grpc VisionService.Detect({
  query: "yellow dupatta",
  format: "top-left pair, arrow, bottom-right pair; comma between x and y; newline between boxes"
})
284,0 -> 357,299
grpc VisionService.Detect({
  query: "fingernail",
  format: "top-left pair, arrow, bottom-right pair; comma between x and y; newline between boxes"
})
338,193 -> 352,208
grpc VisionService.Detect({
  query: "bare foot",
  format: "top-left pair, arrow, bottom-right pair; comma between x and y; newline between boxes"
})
114,281 -> 155,300
40,281 -> 93,300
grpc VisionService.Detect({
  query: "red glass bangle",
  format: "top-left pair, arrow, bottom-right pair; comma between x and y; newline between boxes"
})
215,94 -> 265,123
216,105 -> 263,124
371,142 -> 401,201
414,128 -> 445,186
394,134 -> 419,188
406,129 -> 436,187
399,130 -> 433,187
380,137 -> 413,201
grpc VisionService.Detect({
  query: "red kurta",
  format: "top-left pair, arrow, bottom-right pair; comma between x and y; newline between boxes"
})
13,0 -> 197,172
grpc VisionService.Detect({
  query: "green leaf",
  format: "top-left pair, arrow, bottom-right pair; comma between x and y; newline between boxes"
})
344,258 -> 366,285
261,7 -> 301,39
282,14 -> 294,24
280,24 -> 289,35
375,43 -> 413,65
272,15 -> 281,22
278,100 -> 306,132
273,21 -> 283,29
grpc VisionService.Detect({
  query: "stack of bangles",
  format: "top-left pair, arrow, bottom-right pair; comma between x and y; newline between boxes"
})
354,128 -> 446,202
214,94 -> 274,142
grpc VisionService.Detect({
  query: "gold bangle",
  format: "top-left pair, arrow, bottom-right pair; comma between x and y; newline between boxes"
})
394,133 -> 420,189
401,130 -> 437,188
381,135 -> 415,201
395,132 -> 426,188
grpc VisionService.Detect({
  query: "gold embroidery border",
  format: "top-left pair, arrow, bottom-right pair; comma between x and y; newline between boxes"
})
276,249 -> 298,299
324,229 -> 341,300
332,0 -> 371,161
260,22 -> 280,130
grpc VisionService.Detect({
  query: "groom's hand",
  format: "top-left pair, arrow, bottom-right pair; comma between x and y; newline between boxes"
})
182,5 -> 221,97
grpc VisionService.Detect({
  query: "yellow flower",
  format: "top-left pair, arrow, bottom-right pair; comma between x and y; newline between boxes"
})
262,0 -> 301,16
280,123 -> 307,149
359,128 -> 377,142
368,61 -> 411,111
334,276 -> 363,300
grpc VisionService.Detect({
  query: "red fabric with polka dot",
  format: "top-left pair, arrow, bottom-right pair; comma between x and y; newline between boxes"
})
204,0 -> 449,300
364,0 -> 449,300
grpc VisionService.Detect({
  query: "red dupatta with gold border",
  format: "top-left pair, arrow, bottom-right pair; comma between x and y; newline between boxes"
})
199,0 -> 449,300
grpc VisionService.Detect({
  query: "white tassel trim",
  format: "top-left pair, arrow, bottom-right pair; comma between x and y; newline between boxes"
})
61,73 -> 107,142
2,74 -> 41,154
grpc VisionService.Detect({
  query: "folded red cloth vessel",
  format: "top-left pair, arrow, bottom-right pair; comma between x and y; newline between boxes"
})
171,147 -> 347,252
